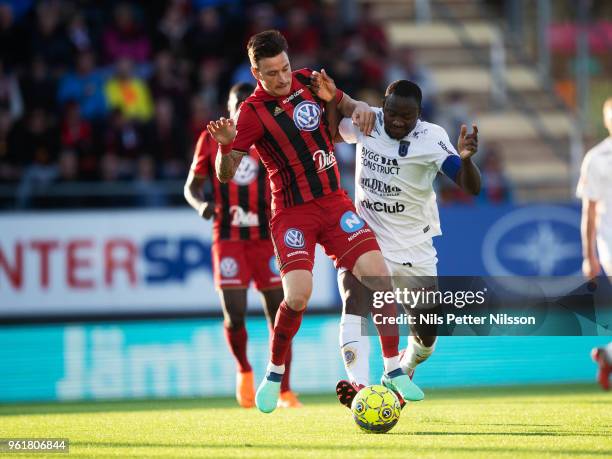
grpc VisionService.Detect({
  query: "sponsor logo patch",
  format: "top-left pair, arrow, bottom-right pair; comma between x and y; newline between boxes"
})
269,256 -> 280,275
293,100 -> 321,131
313,149 -> 337,172
284,228 -> 305,249
340,211 -> 365,233
219,257 -> 238,278
360,199 -> 405,214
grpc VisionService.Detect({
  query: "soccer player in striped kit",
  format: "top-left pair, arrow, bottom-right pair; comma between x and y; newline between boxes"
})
185,83 -> 300,409
207,30 -> 423,413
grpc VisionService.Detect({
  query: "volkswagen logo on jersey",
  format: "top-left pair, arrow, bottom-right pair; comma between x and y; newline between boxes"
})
232,155 -> 258,185
340,211 -> 365,233
284,228 -> 305,249
293,101 -> 321,131
269,256 -> 280,276
219,257 -> 239,278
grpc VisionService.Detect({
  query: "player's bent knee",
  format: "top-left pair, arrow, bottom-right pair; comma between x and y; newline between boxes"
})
224,316 -> 246,330
285,295 -> 308,311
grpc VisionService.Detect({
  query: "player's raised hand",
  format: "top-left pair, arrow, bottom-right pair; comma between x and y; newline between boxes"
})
458,124 -> 478,160
352,101 -> 376,136
207,117 -> 237,146
311,69 -> 337,103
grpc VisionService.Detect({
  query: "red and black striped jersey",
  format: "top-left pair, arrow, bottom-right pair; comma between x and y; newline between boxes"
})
232,68 -> 344,211
191,131 -> 271,242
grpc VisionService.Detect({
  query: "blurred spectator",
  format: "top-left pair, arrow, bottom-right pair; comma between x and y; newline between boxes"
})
66,12 -> 94,55
133,155 -> 169,207
436,90 -> 473,141
20,56 -> 57,113
29,0 -> 73,72
149,50 -> 189,121
246,3 -> 280,37
155,1 -> 191,56
195,58 -> 223,115
104,108 -> 145,177
104,58 -> 153,122
188,94 -> 211,146
0,3 -> 29,67
14,108 -> 60,207
58,51 -> 108,121
357,2 -> 388,56
144,97 -> 187,179
0,108 -> 19,181
0,59 -> 23,121
282,7 -> 319,57
386,46 -> 436,120
185,6 -> 223,60
60,101 -> 97,180
103,2 -> 151,64
478,146 -> 513,204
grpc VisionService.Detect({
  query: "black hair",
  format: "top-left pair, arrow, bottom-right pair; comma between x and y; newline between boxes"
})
384,80 -> 422,106
247,30 -> 289,67
229,82 -> 255,104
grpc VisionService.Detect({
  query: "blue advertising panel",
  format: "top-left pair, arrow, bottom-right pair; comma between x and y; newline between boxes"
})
0,316 -> 607,402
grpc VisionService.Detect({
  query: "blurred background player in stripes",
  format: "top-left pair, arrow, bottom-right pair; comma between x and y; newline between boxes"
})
185,82 -> 301,409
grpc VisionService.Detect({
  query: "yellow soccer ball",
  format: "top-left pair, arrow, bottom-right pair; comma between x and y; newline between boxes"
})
351,384 -> 401,433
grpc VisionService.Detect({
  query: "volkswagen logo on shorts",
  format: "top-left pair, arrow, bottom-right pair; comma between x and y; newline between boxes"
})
269,256 -> 280,275
219,257 -> 238,278
340,211 -> 365,233
293,101 -> 321,131
284,228 -> 305,248
232,155 -> 258,186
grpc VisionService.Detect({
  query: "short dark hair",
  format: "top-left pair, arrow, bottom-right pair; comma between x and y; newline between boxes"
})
229,82 -> 255,104
247,30 -> 288,67
385,80 -> 422,106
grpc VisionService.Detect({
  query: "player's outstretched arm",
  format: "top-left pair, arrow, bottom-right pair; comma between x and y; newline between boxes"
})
184,171 -> 214,219
311,69 -> 375,136
207,118 -> 245,183
456,124 -> 481,195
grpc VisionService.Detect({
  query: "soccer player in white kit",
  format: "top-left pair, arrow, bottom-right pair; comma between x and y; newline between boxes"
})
329,80 -> 481,407
577,97 -> 612,390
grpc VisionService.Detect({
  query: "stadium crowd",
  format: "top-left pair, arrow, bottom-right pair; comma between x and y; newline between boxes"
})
0,0 -> 511,207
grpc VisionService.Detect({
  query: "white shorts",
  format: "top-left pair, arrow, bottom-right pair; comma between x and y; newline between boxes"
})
337,240 -> 438,310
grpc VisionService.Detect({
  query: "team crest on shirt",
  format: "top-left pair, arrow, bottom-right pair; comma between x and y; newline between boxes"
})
219,257 -> 238,278
284,228 -> 305,248
232,155 -> 258,185
293,101 -> 321,131
398,140 -> 411,157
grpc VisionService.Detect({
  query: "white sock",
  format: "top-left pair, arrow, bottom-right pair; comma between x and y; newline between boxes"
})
383,355 -> 401,375
339,313 -> 370,386
400,335 -> 437,372
266,362 -> 285,375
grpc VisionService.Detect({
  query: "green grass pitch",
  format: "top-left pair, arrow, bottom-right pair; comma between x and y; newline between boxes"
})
1,384 -> 610,458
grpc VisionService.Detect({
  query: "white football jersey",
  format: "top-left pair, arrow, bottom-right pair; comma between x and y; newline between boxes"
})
576,137 -> 612,267
339,108 -> 460,263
